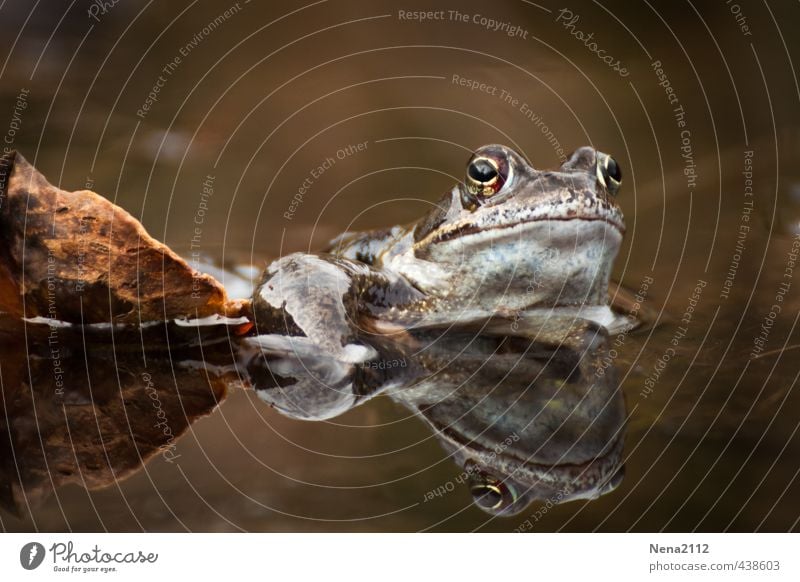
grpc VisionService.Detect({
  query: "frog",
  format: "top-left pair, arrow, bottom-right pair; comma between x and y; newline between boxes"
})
250,144 -> 629,361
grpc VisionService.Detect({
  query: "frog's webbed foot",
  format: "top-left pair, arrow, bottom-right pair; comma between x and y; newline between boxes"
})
240,334 -> 367,420
251,253 -> 377,363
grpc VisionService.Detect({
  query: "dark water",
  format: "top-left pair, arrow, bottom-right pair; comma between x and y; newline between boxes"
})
2,0 -> 800,531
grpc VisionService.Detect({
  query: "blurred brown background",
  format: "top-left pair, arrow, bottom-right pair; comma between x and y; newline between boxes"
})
2,0 -> 800,531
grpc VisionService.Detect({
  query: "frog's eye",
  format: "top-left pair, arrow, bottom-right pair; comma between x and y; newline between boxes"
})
596,152 -> 622,195
468,157 -> 499,185
471,482 -> 506,511
467,465 -> 516,513
465,153 -> 508,198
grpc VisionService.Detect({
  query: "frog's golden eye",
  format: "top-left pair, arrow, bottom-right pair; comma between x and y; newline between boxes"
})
596,152 -> 622,195
471,481 -> 506,511
466,155 -> 507,197
467,464 -> 516,513
468,157 -> 499,186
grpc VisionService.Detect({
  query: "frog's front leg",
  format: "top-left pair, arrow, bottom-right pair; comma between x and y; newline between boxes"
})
250,253 -> 417,362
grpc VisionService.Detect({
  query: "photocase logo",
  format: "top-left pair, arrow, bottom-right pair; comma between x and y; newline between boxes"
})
19,542 -> 46,570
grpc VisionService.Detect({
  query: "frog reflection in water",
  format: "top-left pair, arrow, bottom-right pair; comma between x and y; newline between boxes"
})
246,145 -> 630,515
245,326 -> 626,516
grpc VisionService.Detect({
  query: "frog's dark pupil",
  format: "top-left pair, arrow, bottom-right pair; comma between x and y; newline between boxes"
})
471,484 -> 504,510
606,157 -> 622,182
468,159 -> 498,183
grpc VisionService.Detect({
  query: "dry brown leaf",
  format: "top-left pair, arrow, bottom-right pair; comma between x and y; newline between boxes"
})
0,150 -> 235,323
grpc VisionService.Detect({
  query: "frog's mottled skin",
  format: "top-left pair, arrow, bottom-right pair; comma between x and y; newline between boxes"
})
251,145 -> 628,360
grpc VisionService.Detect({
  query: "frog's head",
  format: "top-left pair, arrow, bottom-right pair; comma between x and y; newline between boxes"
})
452,433 -> 625,517
409,347 -> 627,517
405,145 -> 624,312
398,325 -> 627,517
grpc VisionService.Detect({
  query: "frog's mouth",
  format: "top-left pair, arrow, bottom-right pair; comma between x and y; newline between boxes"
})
473,434 -> 622,491
434,420 -> 625,515
499,432 -> 626,501
417,203 -> 625,250
472,442 -> 625,515
433,215 -> 625,246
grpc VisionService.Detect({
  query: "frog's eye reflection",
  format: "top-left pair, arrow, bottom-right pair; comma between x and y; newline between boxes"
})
471,483 -> 505,510
596,152 -> 622,195
466,155 -> 506,198
468,467 -> 516,513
